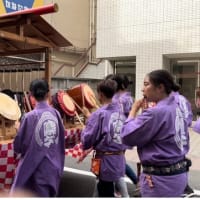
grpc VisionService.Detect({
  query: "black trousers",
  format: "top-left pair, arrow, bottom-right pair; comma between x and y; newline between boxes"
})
97,179 -> 115,197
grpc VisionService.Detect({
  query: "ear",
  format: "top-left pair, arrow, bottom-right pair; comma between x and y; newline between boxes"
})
98,92 -> 104,102
100,92 -> 105,99
158,84 -> 165,93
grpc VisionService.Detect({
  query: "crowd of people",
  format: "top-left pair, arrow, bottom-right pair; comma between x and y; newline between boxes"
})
5,69 -> 200,197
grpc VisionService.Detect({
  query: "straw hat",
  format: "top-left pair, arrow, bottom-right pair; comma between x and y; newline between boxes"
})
0,92 -> 21,120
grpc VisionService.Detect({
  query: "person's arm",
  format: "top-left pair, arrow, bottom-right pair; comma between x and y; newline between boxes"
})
128,99 -> 143,118
13,115 -> 28,155
192,119 -> 200,134
81,111 -> 102,150
185,100 -> 193,127
123,96 -> 134,117
121,108 -> 158,147
178,95 -> 193,127
82,106 -> 91,118
14,113 -> 36,155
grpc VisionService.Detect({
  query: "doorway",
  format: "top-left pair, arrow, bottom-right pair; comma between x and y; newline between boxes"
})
114,60 -> 136,98
171,59 -> 200,119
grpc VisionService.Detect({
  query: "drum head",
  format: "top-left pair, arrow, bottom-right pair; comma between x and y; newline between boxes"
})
82,84 -> 96,107
57,91 -> 76,116
0,93 -> 21,120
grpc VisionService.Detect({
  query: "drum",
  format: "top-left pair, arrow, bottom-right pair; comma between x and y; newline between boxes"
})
67,83 -> 97,109
0,117 -> 17,140
24,93 -> 51,112
0,93 -> 21,121
23,93 -> 37,112
51,90 -> 76,118
29,95 -> 37,109
0,93 -> 21,140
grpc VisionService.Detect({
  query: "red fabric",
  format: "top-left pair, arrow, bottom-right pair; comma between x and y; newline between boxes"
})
65,143 -> 84,158
65,142 -> 93,161
65,128 -> 92,161
0,142 -> 19,192
65,128 -> 82,148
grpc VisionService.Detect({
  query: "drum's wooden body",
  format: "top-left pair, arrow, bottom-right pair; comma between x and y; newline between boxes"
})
23,94 -> 37,112
0,117 -> 17,141
51,91 -> 76,118
29,95 -> 37,109
67,83 -> 97,109
24,93 -> 51,112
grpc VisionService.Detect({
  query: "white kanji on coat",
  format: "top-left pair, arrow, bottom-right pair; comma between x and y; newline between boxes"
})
44,120 -> 57,148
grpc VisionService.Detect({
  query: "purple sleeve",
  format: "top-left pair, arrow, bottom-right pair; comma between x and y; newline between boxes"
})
123,97 -> 133,117
14,116 -> 30,155
121,109 -> 158,147
14,111 -> 38,155
193,119 -> 200,134
178,95 -> 193,127
81,111 -> 102,150
186,101 -> 193,127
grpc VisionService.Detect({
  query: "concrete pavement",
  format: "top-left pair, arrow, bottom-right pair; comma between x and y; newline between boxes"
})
187,127 -> 200,171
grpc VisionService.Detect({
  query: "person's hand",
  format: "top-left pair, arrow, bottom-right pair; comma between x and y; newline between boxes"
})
128,99 -> 143,118
82,106 -> 91,118
77,147 -> 93,163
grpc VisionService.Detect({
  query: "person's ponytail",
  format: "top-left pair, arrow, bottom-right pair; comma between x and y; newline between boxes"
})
171,83 -> 180,92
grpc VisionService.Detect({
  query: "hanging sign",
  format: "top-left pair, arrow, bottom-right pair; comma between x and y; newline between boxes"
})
0,0 -> 44,14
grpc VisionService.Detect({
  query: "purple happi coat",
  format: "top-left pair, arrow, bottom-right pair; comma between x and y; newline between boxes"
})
113,91 -> 134,150
10,101 -> 65,197
121,95 -> 190,197
171,91 -> 193,127
81,102 -> 126,182
193,118 -> 200,134
113,91 -> 133,117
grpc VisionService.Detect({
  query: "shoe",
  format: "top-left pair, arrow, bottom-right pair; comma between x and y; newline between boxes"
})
133,184 -> 141,197
184,184 -> 194,194
114,191 -> 122,198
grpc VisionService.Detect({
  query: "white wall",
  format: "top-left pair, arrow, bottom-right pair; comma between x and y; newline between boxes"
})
96,0 -> 200,98
44,0 -> 90,48
78,60 -> 113,79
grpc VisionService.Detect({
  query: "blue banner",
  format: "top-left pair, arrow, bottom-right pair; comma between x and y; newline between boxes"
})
2,0 -> 43,13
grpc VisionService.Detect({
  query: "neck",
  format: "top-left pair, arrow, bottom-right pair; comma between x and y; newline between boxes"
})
117,90 -> 126,94
37,99 -> 47,103
156,93 -> 169,102
102,98 -> 112,105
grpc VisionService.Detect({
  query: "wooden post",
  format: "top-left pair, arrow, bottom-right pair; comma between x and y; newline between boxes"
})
45,48 -> 52,102
45,47 -> 51,87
